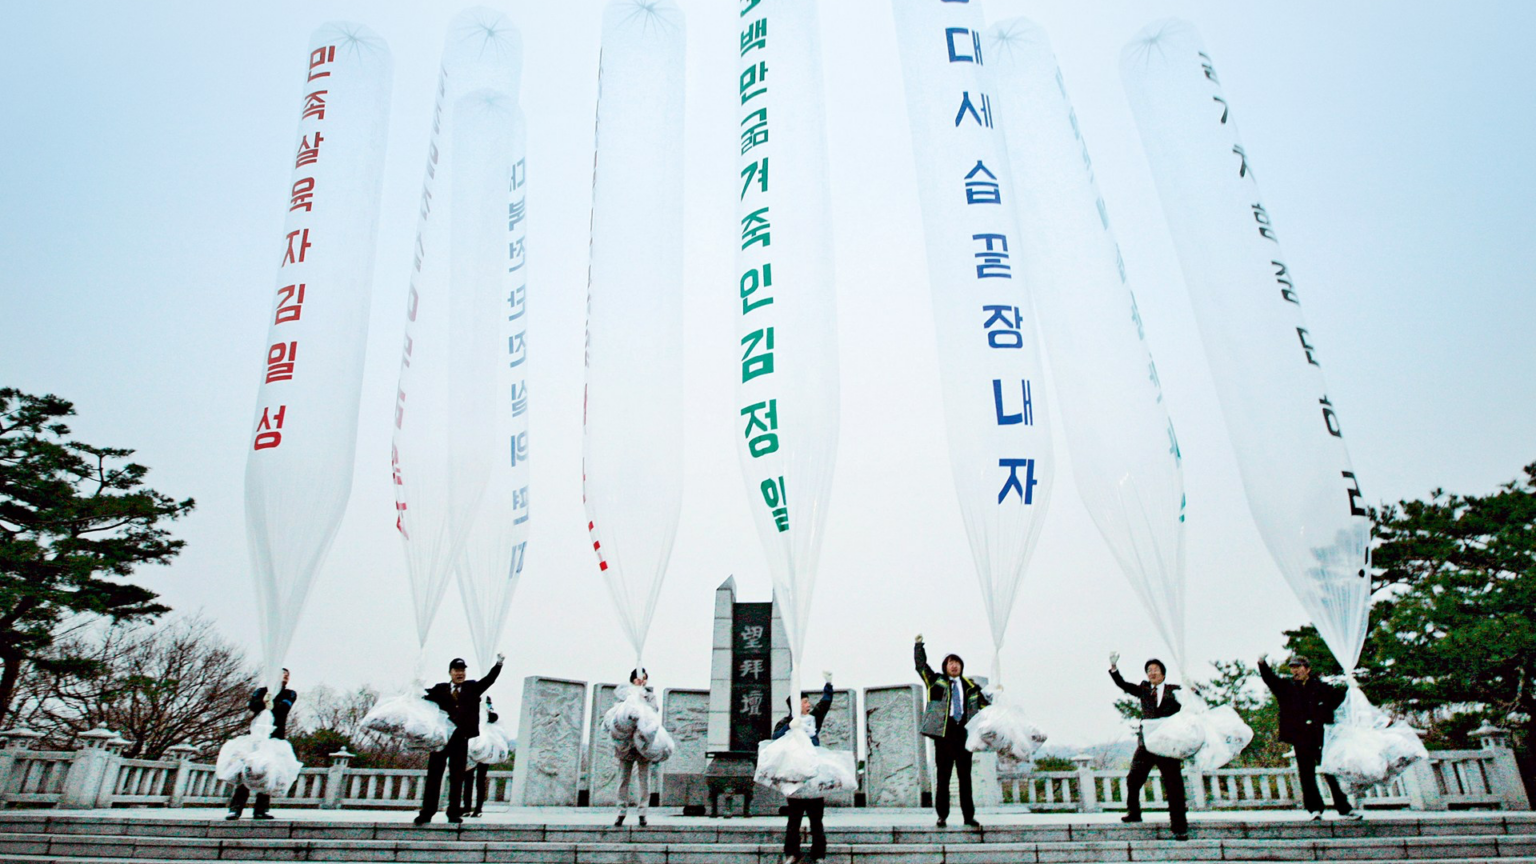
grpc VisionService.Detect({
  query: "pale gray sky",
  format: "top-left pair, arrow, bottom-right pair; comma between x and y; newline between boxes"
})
2,1 -> 1532,750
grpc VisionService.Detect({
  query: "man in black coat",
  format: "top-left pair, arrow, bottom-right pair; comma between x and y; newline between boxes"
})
915,635 -> 990,829
1258,655 -> 1358,820
771,675 -> 835,864
414,654 -> 503,825
226,668 -> 297,821
463,702 -> 500,818
1110,655 -> 1188,840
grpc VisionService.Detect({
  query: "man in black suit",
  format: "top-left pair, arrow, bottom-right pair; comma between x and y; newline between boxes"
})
1110,654 -> 1188,841
415,654 -> 503,825
1258,655 -> 1359,820
226,668 -> 297,821
463,701 -> 500,818
772,674 -> 835,864
915,635 -> 990,829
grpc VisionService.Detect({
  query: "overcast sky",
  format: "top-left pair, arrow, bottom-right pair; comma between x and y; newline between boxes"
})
2,0 -> 1532,752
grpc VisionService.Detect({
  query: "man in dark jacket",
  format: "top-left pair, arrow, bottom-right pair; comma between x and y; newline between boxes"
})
1258,655 -> 1358,820
1110,655 -> 1188,840
915,635 -> 989,828
463,702 -> 499,818
415,654 -> 503,825
772,674 -> 835,864
226,668 -> 297,821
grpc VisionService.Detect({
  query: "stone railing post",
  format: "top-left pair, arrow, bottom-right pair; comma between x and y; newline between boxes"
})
58,726 -> 125,809
1072,756 -> 1099,813
322,749 -> 354,810
1185,764 -> 1207,810
0,729 -> 42,801
1471,724 -> 1532,810
165,744 -> 199,807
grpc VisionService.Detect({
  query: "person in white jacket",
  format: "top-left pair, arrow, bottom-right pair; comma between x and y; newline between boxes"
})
614,668 -> 659,827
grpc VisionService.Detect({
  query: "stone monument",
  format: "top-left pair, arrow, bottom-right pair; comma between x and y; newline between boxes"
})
510,676 -> 586,806
583,683 -> 620,807
799,686 -> 858,806
658,688 -> 709,806
705,576 -> 789,816
863,684 -> 929,807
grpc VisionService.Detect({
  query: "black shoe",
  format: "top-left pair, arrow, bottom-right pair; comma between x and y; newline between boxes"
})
963,819 -> 981,828
224,812 -> 240,821
638,816 -> 647,827
447,816 -> 463,824
252,812 -> 274,821
1121,814 -> 1142,823
1309,811 -> 1323,821
1340,811 -> 1362,821
935,818 -> 947,828
614,814 -> 626,827
413,814 -> 432,826
1173,832 -> 1189,842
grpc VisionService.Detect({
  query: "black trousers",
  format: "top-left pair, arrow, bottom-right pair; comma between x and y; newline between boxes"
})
784,797 -> 826,858
458,764 -> 490,813
1294,742 -> 1352,814
228,785 -> 270,816
1126,744 -> 1187,834
419,732 -> 469,819
933,721 -> 974,822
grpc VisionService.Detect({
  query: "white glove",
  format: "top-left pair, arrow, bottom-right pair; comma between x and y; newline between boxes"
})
495,653 -> 505,665
264,693 -> 275,710
1109,651 -> 1120,671
822,671 -> 833,684
915,634 -> 924,644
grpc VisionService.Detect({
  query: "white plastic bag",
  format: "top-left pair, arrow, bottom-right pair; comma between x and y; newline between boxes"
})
1191,704 -> 1254,771
1322,685 -> 1427,789
362,691 -> 455,751
468,713 -> 512,767
965,689 -> 1047,762
754,718 -> 855,798
603,684 -> 672,763
215,710 -> 303,797
1143,712 -> 1204,760
1145,699 -> 1253,768
602,687 -> 644,741
634,700 -> 675,764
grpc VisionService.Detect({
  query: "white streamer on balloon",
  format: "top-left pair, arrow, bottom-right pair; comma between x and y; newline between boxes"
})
245,22 -> 391,689
889,0 -> 1054,680
582,0 -> 687,668
391,7 -> 523,664
1121,20 -> 1371,673
733,0 -> 841,703
450,90 -> 529,673
988,18 -> 1187,673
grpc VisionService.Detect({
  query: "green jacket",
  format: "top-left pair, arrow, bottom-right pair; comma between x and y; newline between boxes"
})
915,641 -> 989,740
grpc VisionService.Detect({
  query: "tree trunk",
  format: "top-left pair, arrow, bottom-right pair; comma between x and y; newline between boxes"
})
0,650 -> 22,729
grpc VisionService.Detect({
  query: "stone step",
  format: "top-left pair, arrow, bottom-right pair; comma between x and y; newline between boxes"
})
1,832 -> 1534,862
3,814 -> 1532,844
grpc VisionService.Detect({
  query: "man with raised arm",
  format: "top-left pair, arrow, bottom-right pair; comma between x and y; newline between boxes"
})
226,668 -> 297,821
915,635 -> 989,828
1110,653 -> 1188,841
415,654 -> 503,825
772,672 -> 835,864
1258,655 -> 1359,821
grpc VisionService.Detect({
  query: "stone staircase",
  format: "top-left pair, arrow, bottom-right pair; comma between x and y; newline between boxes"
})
0,812 -> 1531,863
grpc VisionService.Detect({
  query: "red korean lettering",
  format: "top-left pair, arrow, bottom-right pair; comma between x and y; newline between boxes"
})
302,90 -> 327,121
296,132 -> 323,168
289,177 -> 316,212
282,229 -> 311,266
253,405 -> 287,450
264,341 -> 298,383
308,45 -> 336,82
274,283 -> 305,324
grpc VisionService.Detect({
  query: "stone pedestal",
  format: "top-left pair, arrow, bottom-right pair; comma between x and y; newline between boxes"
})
707,577 -> 790,816
801,687 -> 857,806
584,683 -> 620,807
660,689 -> 709,806
511,676 -> 586,806
864,684 -> 928,807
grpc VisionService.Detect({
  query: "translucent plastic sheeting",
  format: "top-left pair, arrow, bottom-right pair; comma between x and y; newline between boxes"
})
1144,701 -> 1253,770
1121,21 -> 1371,672
733,0 -> 841,703
988,18 -> 1187,673
450,93 -> 530,673
244,22 -> 392,689
583,0 -> 686,668
890,0 -> 1054,678
966,688 -> 1047,763
1322,684 -> 1427,789
754,719 -> 857,799
391,7 -> 524,654
215,711 -> 303,797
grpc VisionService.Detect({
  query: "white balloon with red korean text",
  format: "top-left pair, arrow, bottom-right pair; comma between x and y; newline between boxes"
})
391,7 -> 524,655
245,22 -> 392,688
989,17 -> 1187,674
889,0 -> 1054,678
1121,20 -> 1370,672
732,0 -> 840,701
583,0 -> 687,668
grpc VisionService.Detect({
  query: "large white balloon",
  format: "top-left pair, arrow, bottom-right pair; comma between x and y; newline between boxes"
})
988,18 -> 1187,672
1121,20 -> 1370,672
890,0 -> 1054,676
449,92 -> 529,673
244,22 -> 392,688
391,8 -> 523,655
733,0 -> 841,699
582,0 -> 686,667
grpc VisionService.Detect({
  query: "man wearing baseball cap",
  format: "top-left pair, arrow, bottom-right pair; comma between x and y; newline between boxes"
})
415,654 -> 504,825
1258,655 -> 1359,820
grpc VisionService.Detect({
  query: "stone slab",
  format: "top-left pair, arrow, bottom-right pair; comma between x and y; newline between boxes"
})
799,687 -> 858,806
864,685 -> 929,808
659,689 -> 709,807
511,677 -> 587,806
585,684 -> 621,807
